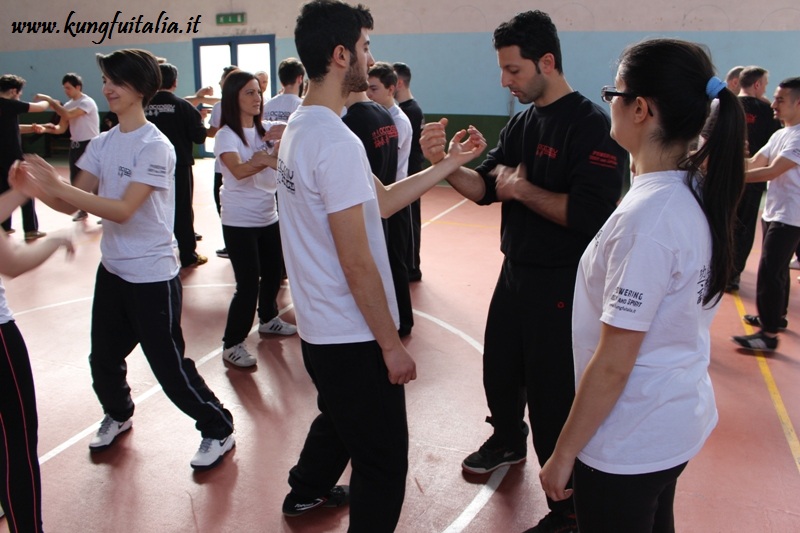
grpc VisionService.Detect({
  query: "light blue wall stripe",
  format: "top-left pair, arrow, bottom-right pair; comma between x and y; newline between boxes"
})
3,31 -> 797,117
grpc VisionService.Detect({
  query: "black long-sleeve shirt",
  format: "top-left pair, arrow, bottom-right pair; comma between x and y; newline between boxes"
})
475,91 -> 626,267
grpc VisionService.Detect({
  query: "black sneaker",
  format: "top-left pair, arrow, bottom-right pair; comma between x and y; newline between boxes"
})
282,485 -> 350,517
523,511 -> 578,533
462,434 -> 526,474
732,332 -> 778,352
743,314 -> 788,331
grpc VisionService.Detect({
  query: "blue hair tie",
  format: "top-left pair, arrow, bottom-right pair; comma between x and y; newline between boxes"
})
705,77 -> 726,99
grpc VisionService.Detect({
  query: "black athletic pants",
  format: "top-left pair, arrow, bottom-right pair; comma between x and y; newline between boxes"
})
0,160 -> 38,234
573,459 -> 687,533
174,165 -> 199,266
756,220 -> 800,333
482,258 -> 577,514
732,183 -> 765,276
221,222 -> 283,348
386,206 -> 413,334
0,321 -> 43,533
90,265 -> 233,439
288,340 -> 408,533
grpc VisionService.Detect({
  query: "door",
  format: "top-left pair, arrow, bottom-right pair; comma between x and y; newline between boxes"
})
193,35 -> 276,156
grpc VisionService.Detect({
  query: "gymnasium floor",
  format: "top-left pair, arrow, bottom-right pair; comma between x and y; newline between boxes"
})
1,157 -> 798,532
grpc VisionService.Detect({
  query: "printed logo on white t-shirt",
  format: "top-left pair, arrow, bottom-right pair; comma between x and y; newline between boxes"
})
609,285 -> 644,314
148,163 -> 168,178
696,265 -> 710,304
278,158 -> 295,194
117,166 -> 132,179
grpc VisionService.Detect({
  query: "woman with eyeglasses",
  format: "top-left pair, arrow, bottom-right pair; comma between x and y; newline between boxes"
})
215,70 -> 297,369
539,39 -> 745,532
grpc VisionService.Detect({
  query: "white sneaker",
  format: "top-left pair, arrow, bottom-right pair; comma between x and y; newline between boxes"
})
258,317 -> 298,336
190,434 -> 235,470
790,259 -> 800,270
89,415 -> 132,451
222,343 -> 257,367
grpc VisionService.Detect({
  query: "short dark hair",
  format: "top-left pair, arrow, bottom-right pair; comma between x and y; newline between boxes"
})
96,49 -> 161,107
738,66 -> 767,89
62,73 -> 83,89
220,70 -> 266,146
222,65 -> 239,79
368,61 -> 397,89
294,0 -> 373,82
778,77 -> 800,100
0,74 -> 25,92
392,62 -> 411,86
159,63 -> 178,90
278,58 -> 305,86
493,10 -> 563,73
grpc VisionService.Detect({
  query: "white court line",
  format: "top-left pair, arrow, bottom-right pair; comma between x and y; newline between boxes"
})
441,467 -> 510,533
38,303 -> 292,466
13,284 -> 238,317
422,198 -> 469,229
412,310 -> 509,533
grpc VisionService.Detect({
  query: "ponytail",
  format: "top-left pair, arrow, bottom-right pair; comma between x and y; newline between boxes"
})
685,87 -> 746,305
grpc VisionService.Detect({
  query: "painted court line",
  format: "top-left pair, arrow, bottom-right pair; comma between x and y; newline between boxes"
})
412,310 -> 510,533
732,295 -> 800,475
38,304 -> 293,466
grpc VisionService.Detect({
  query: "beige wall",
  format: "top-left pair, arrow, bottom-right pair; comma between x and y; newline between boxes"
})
5,1 -> 800,52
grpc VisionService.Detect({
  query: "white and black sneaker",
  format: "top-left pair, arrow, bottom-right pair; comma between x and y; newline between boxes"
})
282,485 -> 350,516
89,415 -> 132,451
190,435 -> 235,471
258,317 -> 297,336
222,343 -> 257,367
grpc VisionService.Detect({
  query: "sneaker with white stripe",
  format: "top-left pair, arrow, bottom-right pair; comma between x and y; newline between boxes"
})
732,332 -> 778,352
258,317 -> 298,336
222,343 -> 257,367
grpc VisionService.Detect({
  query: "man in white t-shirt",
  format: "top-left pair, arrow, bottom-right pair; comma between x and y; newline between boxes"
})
278,2 -> 485,529
733,77 -> 800,352
367,61 -> 415,335
36,73 -> 100,221
263,58 -> 305,122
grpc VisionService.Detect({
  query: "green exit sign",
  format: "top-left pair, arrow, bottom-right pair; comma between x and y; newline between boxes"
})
216,13 -> 246,25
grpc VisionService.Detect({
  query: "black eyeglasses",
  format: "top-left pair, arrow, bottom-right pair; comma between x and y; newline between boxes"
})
600,85 -> 654,116
600,86 -> 635,103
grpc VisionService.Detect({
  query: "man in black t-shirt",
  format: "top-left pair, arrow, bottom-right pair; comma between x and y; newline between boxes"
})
393,62 -> 425,281
146,63 -> 208,267
0,75 -> 50,240
343,91 -> 414,337
421,11 -> 625,533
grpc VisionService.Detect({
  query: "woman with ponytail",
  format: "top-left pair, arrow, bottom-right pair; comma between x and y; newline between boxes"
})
537,39 -> 745,532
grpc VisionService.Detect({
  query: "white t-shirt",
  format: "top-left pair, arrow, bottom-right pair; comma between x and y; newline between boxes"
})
389,104 -> 411,181
64,93 -> 100,142
0,280 -> 13,324
759,123 -> 800,227
572,170 -> 719,475
263,93 -> 302,122
78,122 -> 179,283
215,122 -> 281,228
277,105 -> 398,344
